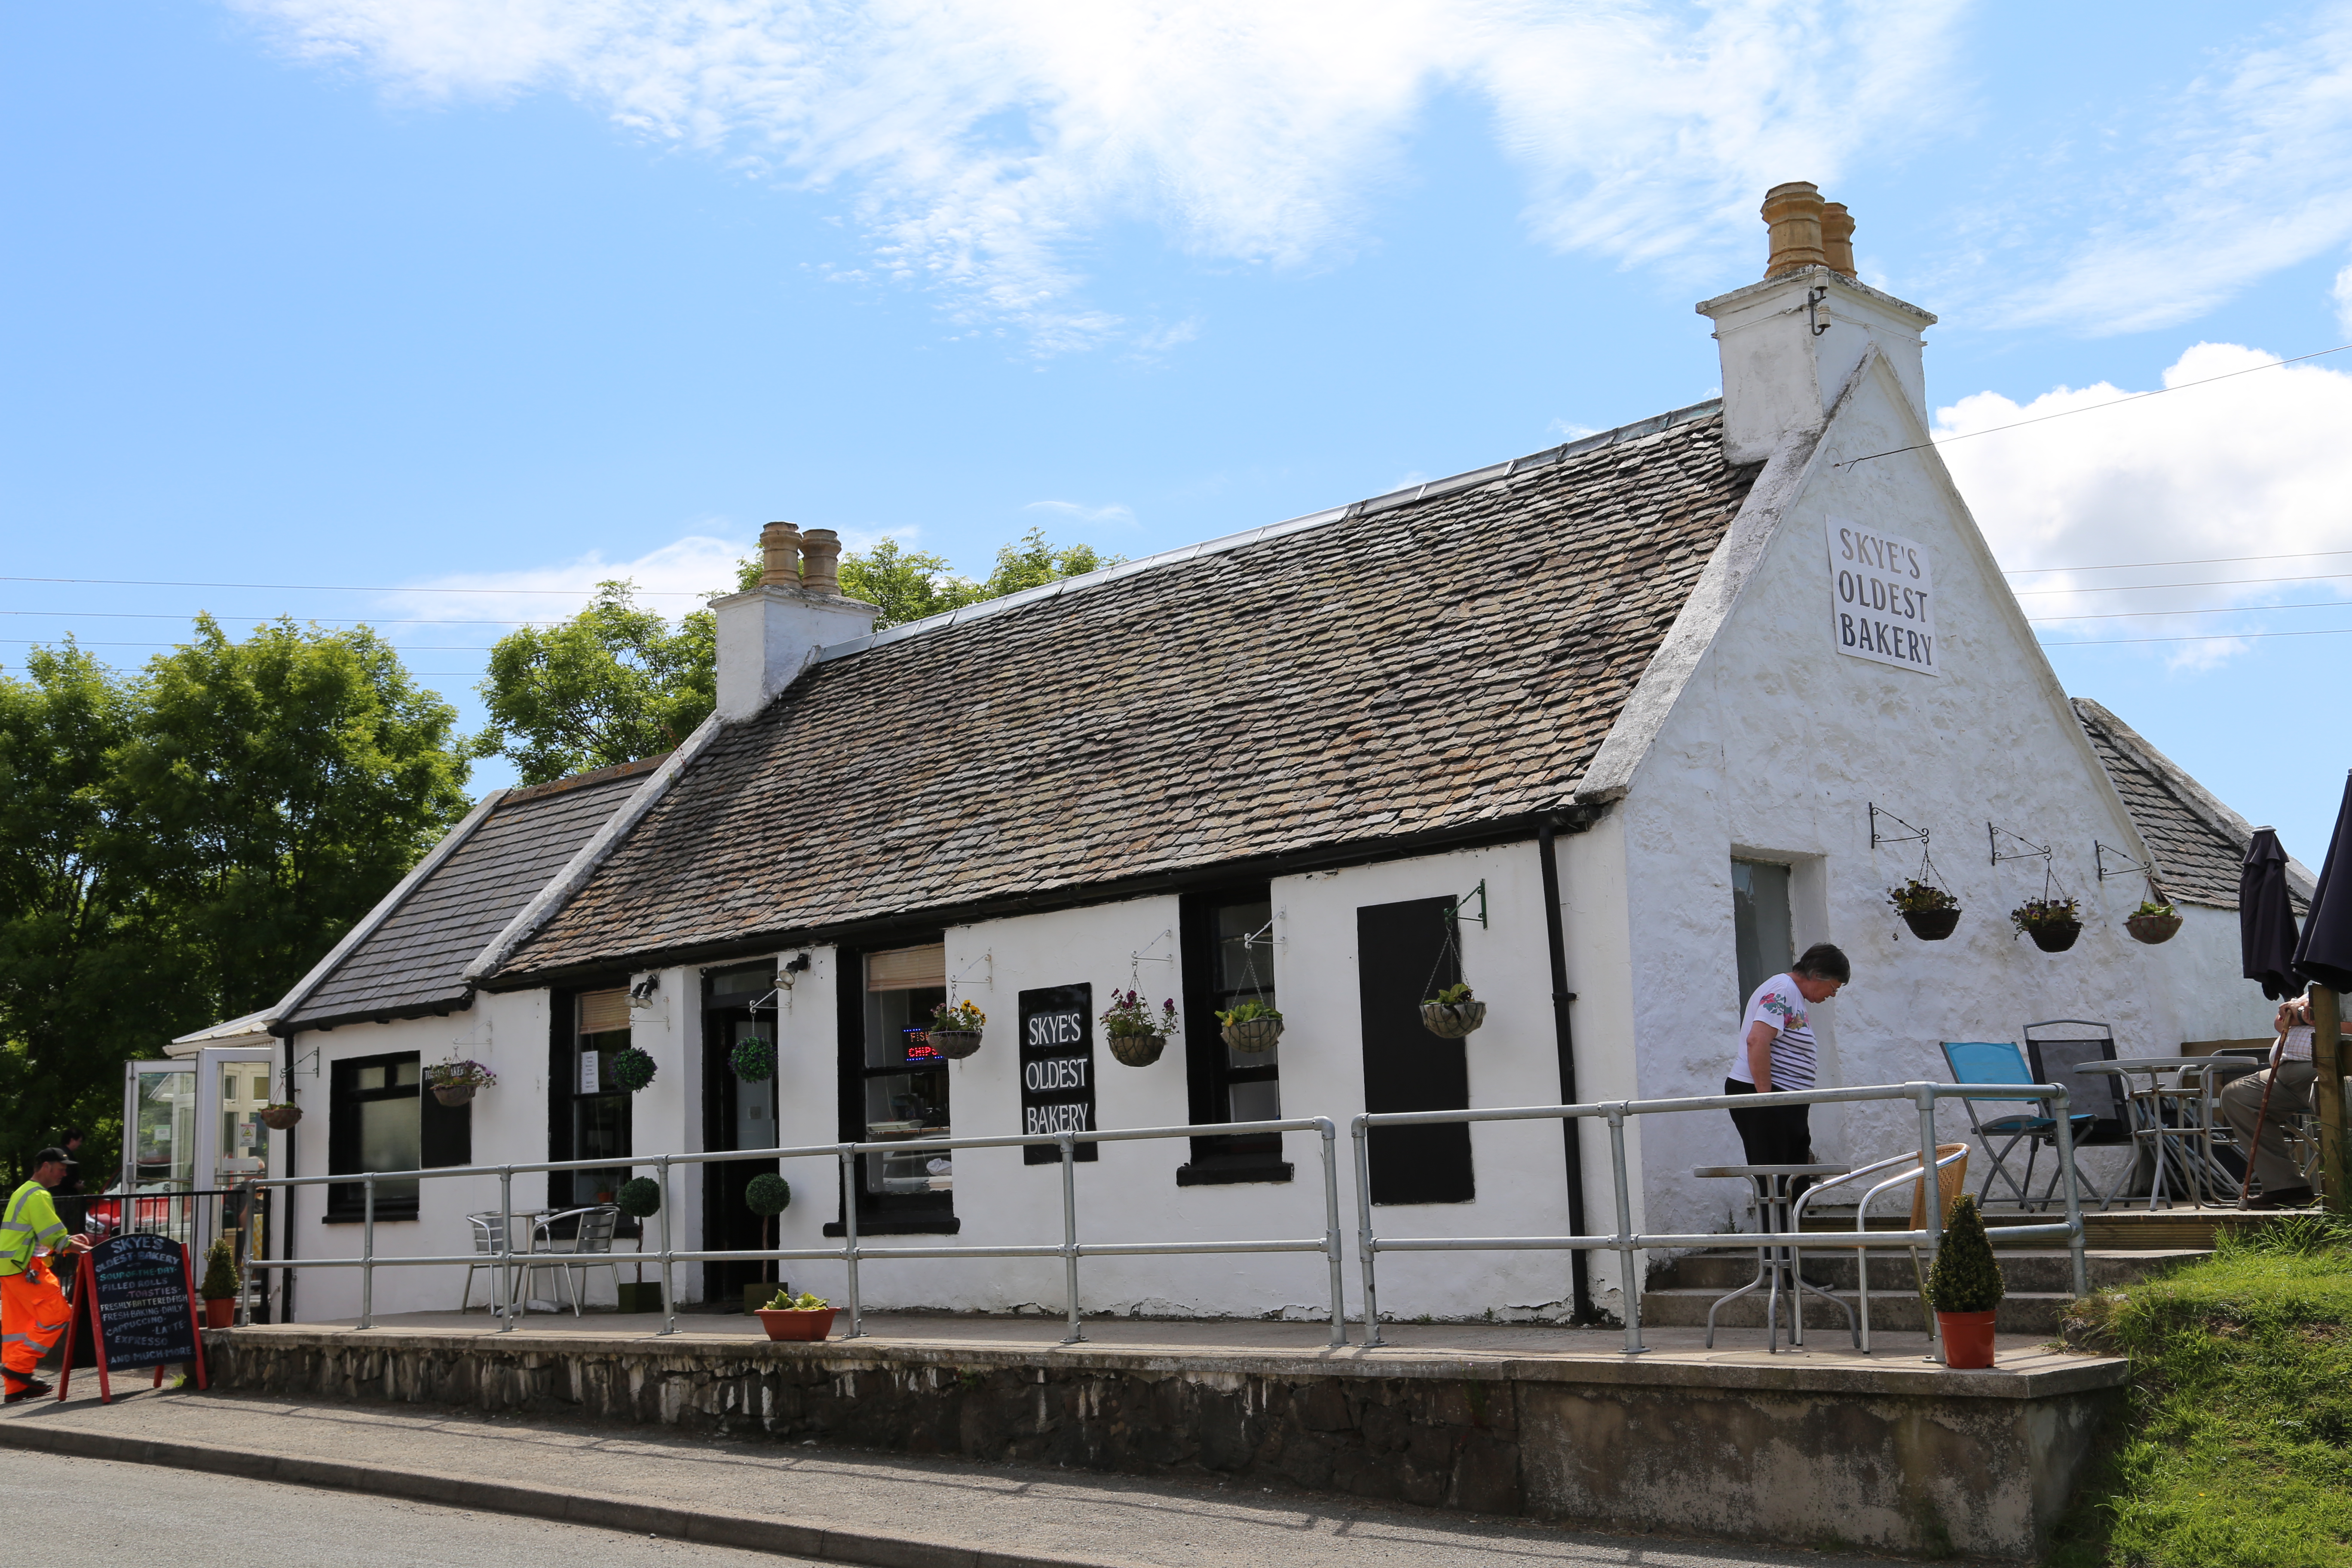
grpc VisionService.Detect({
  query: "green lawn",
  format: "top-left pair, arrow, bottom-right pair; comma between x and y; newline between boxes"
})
2052,1217 -> 2352,1567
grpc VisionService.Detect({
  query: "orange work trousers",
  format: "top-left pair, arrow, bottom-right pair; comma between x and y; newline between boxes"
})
2,1258 -> 68,1393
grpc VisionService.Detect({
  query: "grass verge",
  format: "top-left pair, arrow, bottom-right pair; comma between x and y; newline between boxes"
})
2050,1215 -> 2352,1567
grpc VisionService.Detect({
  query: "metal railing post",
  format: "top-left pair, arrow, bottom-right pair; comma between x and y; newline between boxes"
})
234,1177 -> 252,1328
499,1168 -> 516,1332
1914,1083 -> 1944,1362
657,1156 -> 676,1335
359,1175 -> 376,1330
1607,1105 -> 1645,1354
1352,1117 -> 1383,1348
1318,1120 -> 1346,1348
2051,1086 -> 2089,1298
839,1146 -> 865,1340
1059,1134 -> 1084,1344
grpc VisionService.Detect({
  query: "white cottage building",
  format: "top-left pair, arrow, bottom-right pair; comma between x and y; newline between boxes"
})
216,186 -> 2286,1327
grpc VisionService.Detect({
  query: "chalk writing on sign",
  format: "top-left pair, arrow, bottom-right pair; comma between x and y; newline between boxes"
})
1018,984 -> 1098,1165
1827,518 -> 1939,677
88,1232 -> 200,1371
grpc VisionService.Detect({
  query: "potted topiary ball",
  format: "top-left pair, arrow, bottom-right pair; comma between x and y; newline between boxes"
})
729,1034 -> 776,1082
610,1047 -> 658,1093
1887,879 -> 1960,941
2010,897 -> 2082,953
2125,899 -> 2183,946
1419,983 -> 1486,1039
1926,1193 -> 2005,1368
616,1177 -> 663,1314
199,1237 -> 240,1329
741,1173 -> 793,1315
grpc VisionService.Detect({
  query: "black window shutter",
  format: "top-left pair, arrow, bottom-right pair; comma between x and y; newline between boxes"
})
1358,897 -> 1474,1204
420,1088 -> 472,1168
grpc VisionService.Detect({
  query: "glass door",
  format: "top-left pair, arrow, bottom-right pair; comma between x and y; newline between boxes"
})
119,1061 -> 195,1244
195,1047 -> 274,1262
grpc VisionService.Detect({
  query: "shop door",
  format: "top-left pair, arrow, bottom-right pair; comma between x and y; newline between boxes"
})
194,1048 -> 274,1263
119,1061 -> 196,1243
702,965 -> 779,1304
1358,898 -> 1474,1204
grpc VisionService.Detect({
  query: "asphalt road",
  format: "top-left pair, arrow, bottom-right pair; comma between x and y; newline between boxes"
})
12,1448 -> 821,1568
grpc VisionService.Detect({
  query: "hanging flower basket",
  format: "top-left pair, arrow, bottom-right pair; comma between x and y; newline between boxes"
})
1106,1032 -> 1166,1067
2125,902 -> 2183,946
610,1047 -> 658,1093
432,1084 -> 477,1108
1902,909 -> 1961,941
2012,898 -> 2082,954
1420,1000 -> 1487,1039
425,1059 -> 496,1106
1220,1006 -> 1283,1054
1888,879 -> 1960,941
257,1104 -> 303,1131
730,1035 -> 777,1082
927,1029 -> 983,1059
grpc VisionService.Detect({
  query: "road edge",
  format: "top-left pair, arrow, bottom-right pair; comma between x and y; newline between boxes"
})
0,1416 -> 1120,1568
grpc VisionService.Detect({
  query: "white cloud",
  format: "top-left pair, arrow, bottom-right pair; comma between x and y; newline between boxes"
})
389,532 -> 757,623
1937,343 -> 2352,668
2336,256 -> 2352,334
1023,499 -> 1136,528
230,0 -> 1965,347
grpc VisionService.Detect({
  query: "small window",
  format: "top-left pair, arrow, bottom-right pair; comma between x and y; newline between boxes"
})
1178,887 -> 1289,1184
328,1053 -> 421,1220
1732,858 -> 1795,1016
567,988 -> 634,1207
858,945 -> 951,1204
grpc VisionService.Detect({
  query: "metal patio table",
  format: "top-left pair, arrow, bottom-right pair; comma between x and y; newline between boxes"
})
1694,1163 -> 1856,1352
2084,1058 -> 2257,1209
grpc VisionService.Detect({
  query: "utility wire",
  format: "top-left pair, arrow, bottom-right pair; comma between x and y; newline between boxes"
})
0,609 -> 557,626
1838,341 -> 2352,469
0,638 -> 499,651
2040,626 -> 2352,648
2011,572 -> 2352,597
2005,548 -> 2352,577
2028,599 -> 2352,623
0,575 -> 712,597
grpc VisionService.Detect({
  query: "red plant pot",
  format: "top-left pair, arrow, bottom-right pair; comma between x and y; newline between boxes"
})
1936,1310 -> 1997,1368
203,1298 -> 236,1329
754,1307 -> 838,1341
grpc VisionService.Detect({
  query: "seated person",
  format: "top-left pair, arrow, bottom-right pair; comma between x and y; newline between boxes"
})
2217,994 -> 2349,1209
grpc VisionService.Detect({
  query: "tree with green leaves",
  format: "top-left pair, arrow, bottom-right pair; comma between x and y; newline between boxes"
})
468,582 -> 717,786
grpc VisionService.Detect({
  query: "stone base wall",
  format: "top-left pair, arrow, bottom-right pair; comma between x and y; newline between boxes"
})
203,1331 -> 2119,1559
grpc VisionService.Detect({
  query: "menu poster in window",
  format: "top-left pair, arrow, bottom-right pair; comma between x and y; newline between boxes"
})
59,1232 -> 208,1403
1019,984 -> 1097,1166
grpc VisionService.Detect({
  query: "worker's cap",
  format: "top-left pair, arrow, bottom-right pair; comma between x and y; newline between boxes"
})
31,1146 -> 72,1167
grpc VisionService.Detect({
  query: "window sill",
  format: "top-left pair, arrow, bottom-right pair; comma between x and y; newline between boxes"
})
1175,1161 -> 1294,1188
823,1216 -> 961,1237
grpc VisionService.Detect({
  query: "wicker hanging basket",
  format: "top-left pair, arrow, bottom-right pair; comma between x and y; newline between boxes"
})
431,1084 -> 477,1108
1106,1032 -> 1167,1067
257,1105 -> 303,1130
927,1029 -> 983,1060
2125,911 -> 2183,946
1221,1017 -> 1283,1054
1419,1000 -> 1488,1039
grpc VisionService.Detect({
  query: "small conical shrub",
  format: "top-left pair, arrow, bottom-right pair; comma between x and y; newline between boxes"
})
199,1237 -> 241,1302
1926,1193 -> 2004,1313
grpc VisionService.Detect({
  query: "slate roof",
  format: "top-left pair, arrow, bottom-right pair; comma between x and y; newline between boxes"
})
2072,698 -> 2303,911
283,758 -> 662,1029
493,402 -> 1759,983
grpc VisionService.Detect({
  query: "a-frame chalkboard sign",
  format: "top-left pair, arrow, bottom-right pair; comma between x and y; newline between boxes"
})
57,1232 -> 208,1403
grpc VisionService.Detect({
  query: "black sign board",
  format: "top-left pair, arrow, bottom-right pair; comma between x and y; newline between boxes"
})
1019,983 -> 1097,1165
59,1232 -> 208,1403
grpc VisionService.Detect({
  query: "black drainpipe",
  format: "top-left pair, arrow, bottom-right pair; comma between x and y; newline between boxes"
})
1537,820 -> 1594,1323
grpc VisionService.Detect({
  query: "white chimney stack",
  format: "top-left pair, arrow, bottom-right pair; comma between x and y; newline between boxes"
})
711,521 -> 879,721
1695,183 -> 1936,465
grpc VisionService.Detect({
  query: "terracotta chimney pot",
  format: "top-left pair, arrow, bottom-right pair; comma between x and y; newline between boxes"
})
1821,202 -> 1856,277
799,529 -> 843,595
758,521 -> 802,588
1760,182 -> 1827,276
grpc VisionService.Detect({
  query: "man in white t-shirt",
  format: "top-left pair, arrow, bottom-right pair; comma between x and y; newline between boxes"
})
1725,944 -> 1851,1182
2217,993 -> 2347,1208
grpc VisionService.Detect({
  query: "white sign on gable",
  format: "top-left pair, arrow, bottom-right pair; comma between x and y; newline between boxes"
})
1827,518 -> 1939,677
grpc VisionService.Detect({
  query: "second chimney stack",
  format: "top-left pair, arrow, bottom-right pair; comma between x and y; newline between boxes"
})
1760,181 -> 1827,276
759,521 -> 802,587
800,529 -> 843,595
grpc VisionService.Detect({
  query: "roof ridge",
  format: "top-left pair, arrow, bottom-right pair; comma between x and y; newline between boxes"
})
816,398 -> 1726,663
501,751 -> 671,806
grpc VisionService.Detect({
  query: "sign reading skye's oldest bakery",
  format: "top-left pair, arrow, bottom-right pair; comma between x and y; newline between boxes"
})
1018,983 -> 1098,1165
1827,518 -> 1938,677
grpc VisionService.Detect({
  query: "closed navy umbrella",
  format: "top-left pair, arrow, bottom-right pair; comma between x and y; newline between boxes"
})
2242,827 -> 2303,1001
2295,772 -> 2352,991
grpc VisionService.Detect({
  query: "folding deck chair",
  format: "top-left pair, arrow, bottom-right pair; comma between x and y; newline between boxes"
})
2021,1022 -> 2124,1213
1940,1041 -> 2098,1211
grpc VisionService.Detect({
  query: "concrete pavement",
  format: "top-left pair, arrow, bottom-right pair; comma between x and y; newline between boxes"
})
0,1379 -> 1961,1566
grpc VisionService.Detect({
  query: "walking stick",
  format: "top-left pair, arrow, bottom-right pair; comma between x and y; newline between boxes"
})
2236,1040 -> 2286,1207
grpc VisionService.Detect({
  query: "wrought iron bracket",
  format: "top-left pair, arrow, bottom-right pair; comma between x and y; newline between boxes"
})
2094,841 -> 2156,882
1443,879 -> 1490,932
1988,822 -> 2052,868
1869,804 -> 1930,850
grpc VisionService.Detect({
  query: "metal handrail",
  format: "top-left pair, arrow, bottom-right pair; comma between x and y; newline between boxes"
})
1351,1080 -> 2087,1359
1789,1144 -> 1971,1353
235,1116 -> 1348,1346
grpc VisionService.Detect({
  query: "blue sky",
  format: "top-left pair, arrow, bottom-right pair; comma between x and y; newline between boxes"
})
4,2 -> 2349,867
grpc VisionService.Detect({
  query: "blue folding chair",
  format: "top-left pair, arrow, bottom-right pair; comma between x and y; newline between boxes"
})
1939,1041 -> 2097,1210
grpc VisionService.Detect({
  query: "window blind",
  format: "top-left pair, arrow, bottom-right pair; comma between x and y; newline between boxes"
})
579,988 -> 631,1035
865,944 -> 946,991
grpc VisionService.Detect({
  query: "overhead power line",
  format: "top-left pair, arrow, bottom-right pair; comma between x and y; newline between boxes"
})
0,638 -> 499,652
2011,572 -> 2352,598
2040,626 -> 2352,648
0,609 -> 556,626
2027,599 -> 2352,623
1839,340 -> 2352,469
2005,548 -> 2352,577
0,575 -> 712,597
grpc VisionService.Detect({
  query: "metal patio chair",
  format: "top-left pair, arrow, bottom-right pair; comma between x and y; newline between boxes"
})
1940,1041 -> 2092,1210
2021,1022 -> 2127,1213
523,1204 -> 622,1316
461,1212 -> 518,1313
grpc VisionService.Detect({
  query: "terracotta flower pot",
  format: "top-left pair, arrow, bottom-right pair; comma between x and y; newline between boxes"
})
2125,912 -> 2183,946
1221,1017 -> 1283,1054
1900,908 -> 1960,941
257,1105 -> 303,1130
1936,1309 -> 1997,1368
1419,1000 -> 1488,1039
754,1307 -> 838,1341
203,1298 -> 236,1329
432,1083 -> 477,1107
2024,919 -> 2082,953
926,1029 -> 983,1060
1106,1032 -> 1166,1067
